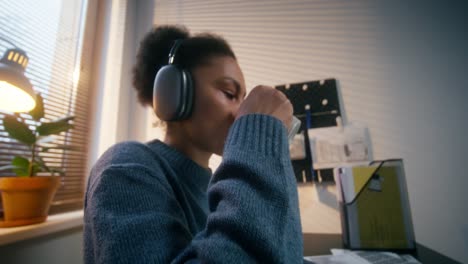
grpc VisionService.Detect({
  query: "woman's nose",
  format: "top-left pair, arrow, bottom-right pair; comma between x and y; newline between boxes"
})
228,104 -> 241,123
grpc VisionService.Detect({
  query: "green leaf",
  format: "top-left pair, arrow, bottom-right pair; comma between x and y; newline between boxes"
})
29,93 -> 45,121
2,115 -> 36,145
12,156 -> 30,176
36,116 -> 75,136
31,162 -> 42,176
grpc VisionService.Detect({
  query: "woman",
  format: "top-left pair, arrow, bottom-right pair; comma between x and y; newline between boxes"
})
84,25 -> 303,263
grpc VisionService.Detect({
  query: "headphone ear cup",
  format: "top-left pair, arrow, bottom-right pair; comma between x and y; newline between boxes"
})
153,65 -> 194,121
179,69 -> 194,120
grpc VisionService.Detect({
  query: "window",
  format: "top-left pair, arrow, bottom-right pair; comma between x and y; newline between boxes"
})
0,0 -> 93,214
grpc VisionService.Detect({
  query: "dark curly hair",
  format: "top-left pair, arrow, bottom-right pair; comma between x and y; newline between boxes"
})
132,25 -> 236,107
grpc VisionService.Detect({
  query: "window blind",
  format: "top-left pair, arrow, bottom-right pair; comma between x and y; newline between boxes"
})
0,0 -> 93,214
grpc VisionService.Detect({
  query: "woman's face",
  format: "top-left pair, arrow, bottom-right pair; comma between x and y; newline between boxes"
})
181,56 -> 246,156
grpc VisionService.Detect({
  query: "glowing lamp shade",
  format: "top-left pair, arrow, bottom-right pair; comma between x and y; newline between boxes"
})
0,48 -> 36,112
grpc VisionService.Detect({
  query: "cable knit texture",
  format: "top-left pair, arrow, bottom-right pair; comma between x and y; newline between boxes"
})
84,114 -> 303,263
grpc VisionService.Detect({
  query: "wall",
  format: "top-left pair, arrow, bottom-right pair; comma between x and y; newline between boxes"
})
87,0 -> 161,163
152,0 -> 468,262
0,228 -> 83,264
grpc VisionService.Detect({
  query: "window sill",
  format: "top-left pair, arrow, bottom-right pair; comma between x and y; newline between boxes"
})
0,210 -> 83,246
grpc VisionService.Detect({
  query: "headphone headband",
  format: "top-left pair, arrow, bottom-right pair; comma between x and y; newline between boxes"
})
154,38 -> 193,121
168,39 -> 183,65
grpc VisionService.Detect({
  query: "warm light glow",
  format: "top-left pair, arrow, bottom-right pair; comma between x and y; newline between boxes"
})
0,81 -> 36,112
72,67 -> 81,87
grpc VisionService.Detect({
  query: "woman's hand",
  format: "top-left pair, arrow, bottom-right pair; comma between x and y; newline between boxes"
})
236,85 -> 293,131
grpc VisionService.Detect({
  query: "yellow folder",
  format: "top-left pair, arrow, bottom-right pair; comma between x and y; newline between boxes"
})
335,159 -> 416,250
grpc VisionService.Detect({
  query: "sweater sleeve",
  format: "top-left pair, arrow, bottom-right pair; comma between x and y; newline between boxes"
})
174,114 -> 303,263
84,164 -> 194,263
84,114 -> 303,264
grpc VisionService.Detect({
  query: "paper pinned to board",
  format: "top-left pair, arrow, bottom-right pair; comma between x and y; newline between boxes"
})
307,123 -> 371,169
290,133 -> 306,160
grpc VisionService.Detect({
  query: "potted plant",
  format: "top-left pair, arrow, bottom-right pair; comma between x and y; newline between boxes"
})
0,93 -> 74,227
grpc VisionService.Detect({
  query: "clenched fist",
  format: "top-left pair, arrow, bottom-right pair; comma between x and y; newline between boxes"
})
236,85 -> 293,131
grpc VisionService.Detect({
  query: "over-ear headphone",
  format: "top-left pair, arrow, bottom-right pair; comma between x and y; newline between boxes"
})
153,39 -> 194,121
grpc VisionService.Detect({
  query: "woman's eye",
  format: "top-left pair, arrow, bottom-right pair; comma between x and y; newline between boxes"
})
223,91 -> 236,100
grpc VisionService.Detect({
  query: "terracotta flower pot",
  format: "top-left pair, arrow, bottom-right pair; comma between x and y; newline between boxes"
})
0,176 -> 61,227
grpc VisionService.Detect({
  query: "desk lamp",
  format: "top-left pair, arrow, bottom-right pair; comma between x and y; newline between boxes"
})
0,37 -> 36,112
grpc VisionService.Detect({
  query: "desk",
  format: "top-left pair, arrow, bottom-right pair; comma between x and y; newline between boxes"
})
303,233 -> 461,264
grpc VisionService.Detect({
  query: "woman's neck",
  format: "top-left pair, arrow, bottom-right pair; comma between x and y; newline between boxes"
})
163,128 -> 212,169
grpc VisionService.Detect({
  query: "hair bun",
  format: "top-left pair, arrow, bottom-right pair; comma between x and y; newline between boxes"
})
132,25 -> 190,106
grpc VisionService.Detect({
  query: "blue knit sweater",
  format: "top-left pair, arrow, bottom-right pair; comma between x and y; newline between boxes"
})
84,114 -> 303,263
